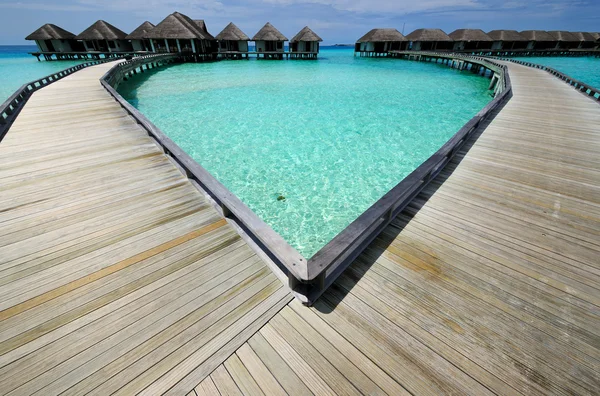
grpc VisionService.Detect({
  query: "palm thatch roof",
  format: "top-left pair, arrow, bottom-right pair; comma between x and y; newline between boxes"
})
406,29 -> 452,42
195,20 -> 209,34
291,26 -> 323,43
520,30 -> 556,41
26,24 -> 76,40
146,12 -> 214,40
571,32 -> 596,42
252,23 -> 287,41
590,32 -> 600,40
548,31 -> 579,41
487,30 -> 528,42
448,29 -> 492,42
75,20 -> 128,40
356,28 -> 406,43
216,22 -> 250,41
126,21 -> 155,40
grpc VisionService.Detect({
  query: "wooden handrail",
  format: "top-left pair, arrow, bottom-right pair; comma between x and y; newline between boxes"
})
303,51 -> 512,302
99,54 -> 310,299
99,51 -> 512,305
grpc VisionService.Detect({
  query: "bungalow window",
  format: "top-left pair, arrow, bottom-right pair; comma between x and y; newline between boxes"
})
108,40 -> 116,49
277,41 -> 283,50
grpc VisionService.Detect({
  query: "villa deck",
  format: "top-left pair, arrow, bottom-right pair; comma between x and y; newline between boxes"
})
0,59 -> 598,395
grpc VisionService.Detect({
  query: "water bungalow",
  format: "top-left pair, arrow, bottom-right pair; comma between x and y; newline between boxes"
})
25,24 -> 85,58
126,21 -> 155,52
520,30 -> 557,50
145,12 -> 217,59
406,28 -> 453,51
354,28 -> 408,56
252,22 -> 288,59
289,26 -> 322,58
215,22 -> 250,59
448,29 -> 493,51
548,31 -> 579,49
571,32 -> 597,49
75,20 -> 132,53
487,30 -> 528,50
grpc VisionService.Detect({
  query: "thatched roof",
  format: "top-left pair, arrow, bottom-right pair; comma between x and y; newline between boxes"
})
216,22 -> 250,41
252,23 -> 287,41
487,30 -> 528,42
195,20 -> 209,34
406,29 -> 452,42
75,20 -> 128,40
291,26 -> 323,43
356,28 -> 406,43
571,32 -> 596,42
146,12 -> 214,40
590,32 -> 600,40
26,24 -> 76,40
548,31 -> 579,41
519,30 -> 556,41
126,21 -> 155,40
448,29 -> 492,42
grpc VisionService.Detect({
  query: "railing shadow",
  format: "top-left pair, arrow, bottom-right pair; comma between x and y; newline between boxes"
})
314,97 -> 510,313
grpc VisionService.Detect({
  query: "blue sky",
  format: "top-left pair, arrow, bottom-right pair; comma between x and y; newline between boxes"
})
1,0 -> 599,45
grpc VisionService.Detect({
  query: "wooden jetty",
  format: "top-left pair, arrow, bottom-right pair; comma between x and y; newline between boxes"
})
0,59 -> 292,395
0,53 -> 599,395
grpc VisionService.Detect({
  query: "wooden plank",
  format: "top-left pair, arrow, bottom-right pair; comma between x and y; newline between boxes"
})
235,343 -> 287,396
210,365 -> 242,396
224,353 -> 265,396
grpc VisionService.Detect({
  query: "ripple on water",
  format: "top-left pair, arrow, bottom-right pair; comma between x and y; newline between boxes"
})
119,48 -> 492,257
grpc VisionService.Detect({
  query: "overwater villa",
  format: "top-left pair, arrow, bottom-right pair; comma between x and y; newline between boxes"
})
548,31 -> 579,49
252,22 -> 287,59
25,24 -> 85,58
126,21 -> 155,52
289,26 -> 322,58
520,30 -> 557,50
570,32 -> 597,49
448,29 -> 493,51
354,28 -> 408,56
487,30 -> 528,50
75,20 -> 132,53
145,12 -> 217,59
215,22 -> 250,59
406,28 -> 453,51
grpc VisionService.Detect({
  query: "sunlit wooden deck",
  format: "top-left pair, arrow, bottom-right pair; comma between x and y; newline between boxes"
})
0,62 -> 291,395
1,59 -> 599,395
193,62 -> 600,395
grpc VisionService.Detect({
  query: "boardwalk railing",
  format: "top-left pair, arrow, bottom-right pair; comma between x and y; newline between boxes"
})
0,58 -> 118,143
100,51 -> 512,305
303,51 -> 512,303
99,54 -> 310,302
501,58 -> 600,101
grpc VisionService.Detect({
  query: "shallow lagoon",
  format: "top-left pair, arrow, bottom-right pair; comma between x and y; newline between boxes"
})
115,48 -> 493,257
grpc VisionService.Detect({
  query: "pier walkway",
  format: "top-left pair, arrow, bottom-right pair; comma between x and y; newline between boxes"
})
0,59 -> 598,395
0,61 -> 291,395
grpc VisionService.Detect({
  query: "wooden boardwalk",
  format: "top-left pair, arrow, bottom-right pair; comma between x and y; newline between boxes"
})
1,59 -> 599,395
0,61 -> 291,395
193,62 -> 600,395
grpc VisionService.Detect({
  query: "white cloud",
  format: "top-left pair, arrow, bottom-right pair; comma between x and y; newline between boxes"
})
261,0 -> 480,14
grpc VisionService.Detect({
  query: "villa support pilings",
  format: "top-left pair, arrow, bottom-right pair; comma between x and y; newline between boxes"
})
389,50 -> 503,96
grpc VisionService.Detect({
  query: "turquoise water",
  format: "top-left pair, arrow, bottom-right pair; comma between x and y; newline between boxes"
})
119,48 -> 492,257
513,56 -> 600,90
0,46 -> 84,102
